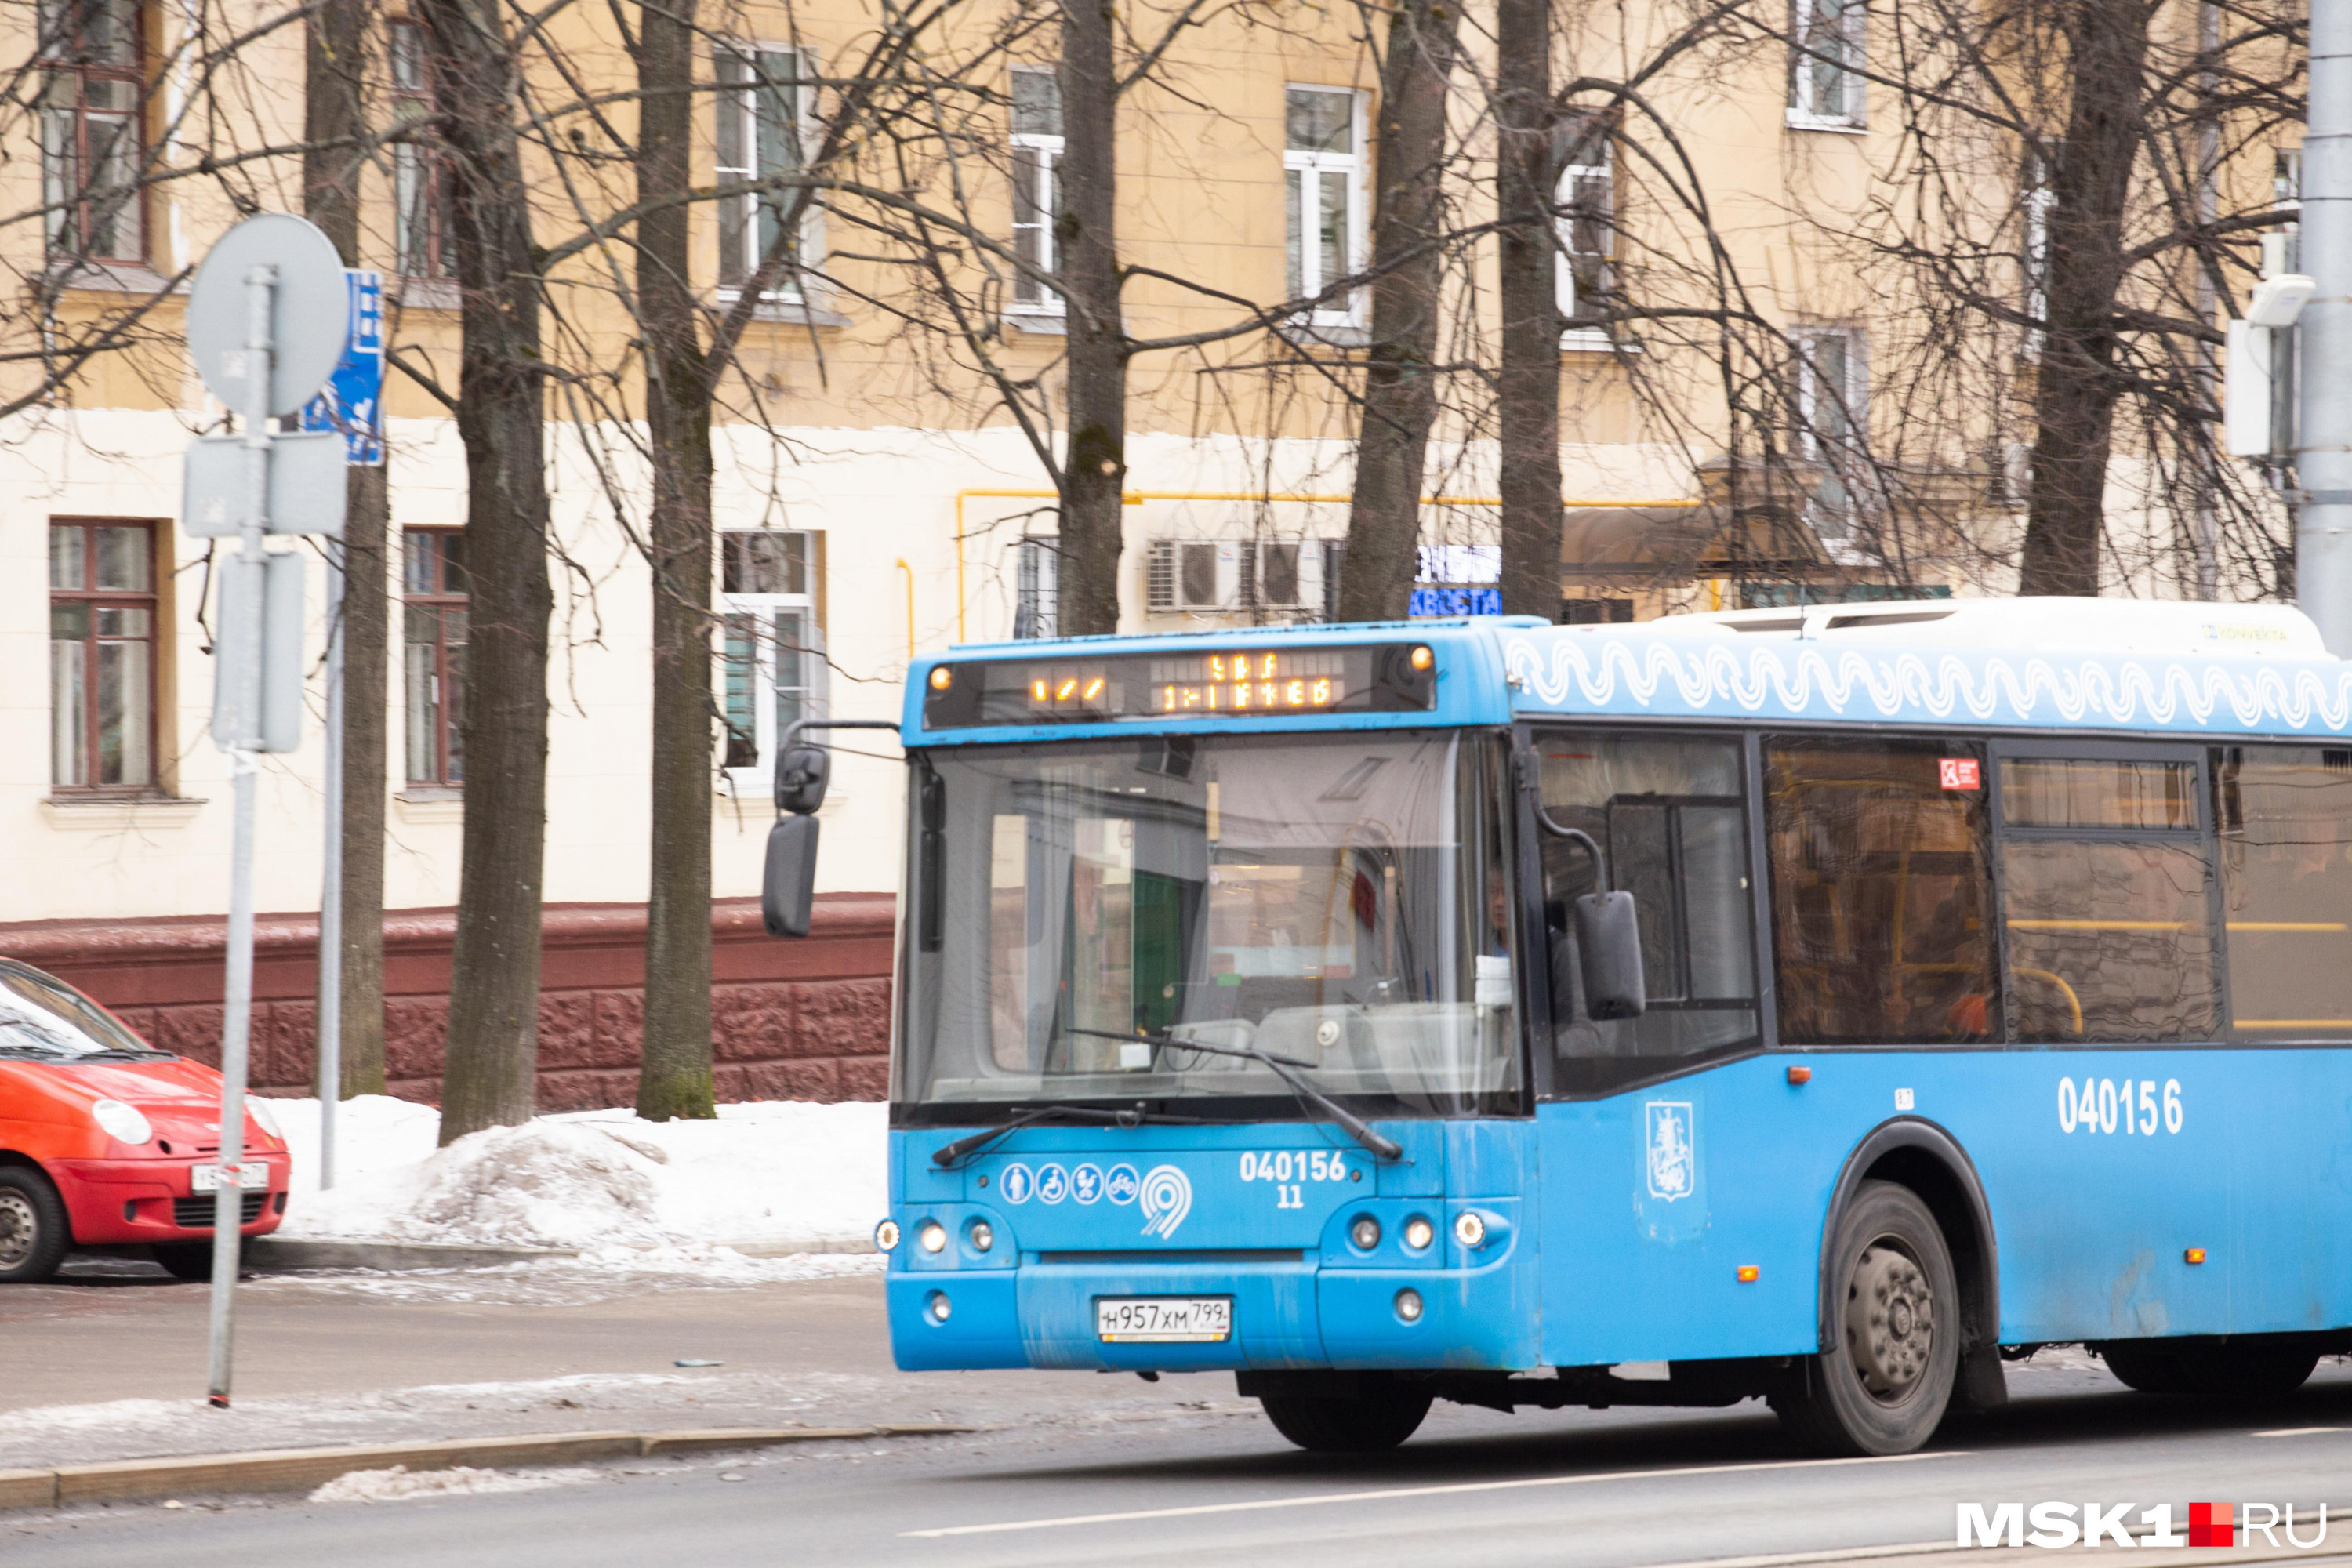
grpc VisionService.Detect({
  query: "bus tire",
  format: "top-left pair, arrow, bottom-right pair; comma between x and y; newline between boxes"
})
2096,1338 -> 2318,1402
0,1165 -> 71,1285
1774,1180 -> 1959,1457
1259,1381 -> 1433,1453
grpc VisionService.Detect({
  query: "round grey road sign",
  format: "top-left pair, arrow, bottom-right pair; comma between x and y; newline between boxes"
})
187,213 -> 350,416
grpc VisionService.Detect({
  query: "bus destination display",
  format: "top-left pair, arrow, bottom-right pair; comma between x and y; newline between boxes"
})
922,642 -> 1436,728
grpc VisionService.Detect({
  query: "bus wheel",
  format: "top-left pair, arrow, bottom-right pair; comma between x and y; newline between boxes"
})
1259,1380 -> 1433,1453
1774,1180 -> 1959,1456
2097,1339 -> 2318,1402
0,1167 -> 71,1285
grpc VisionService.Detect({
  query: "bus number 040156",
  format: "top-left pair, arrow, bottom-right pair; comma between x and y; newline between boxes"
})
2058,1076 -> 2183,1136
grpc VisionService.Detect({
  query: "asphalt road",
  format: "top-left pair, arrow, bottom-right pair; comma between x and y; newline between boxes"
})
11,1353 -> 2352,1568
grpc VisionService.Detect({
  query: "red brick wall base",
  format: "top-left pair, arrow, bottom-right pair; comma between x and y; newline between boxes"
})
0,895 -> 895,1111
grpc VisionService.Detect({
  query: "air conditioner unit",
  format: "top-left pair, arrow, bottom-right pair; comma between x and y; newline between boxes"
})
1145,539 -> 1332,615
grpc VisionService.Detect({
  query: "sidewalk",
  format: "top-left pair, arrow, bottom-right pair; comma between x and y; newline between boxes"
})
0,1263 -> 1187,1472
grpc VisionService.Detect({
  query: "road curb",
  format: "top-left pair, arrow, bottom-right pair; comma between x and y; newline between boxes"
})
3,1422 -> 975,1512
239,1236 -> 877,1272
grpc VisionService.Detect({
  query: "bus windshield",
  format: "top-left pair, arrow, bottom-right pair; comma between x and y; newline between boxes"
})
898,730 -> 1520,1116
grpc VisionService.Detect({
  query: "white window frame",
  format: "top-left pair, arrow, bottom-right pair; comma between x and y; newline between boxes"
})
720,529 -> 824,788
1013,535 -> 1059,637
1555,125 -> 1613,350
1283,85 -> 1367,329
1792,327 -> 1867,539
1787,0 -> 1865,132
715,42 -> 819,303
2022,155 -> 2053,361
1008,67 -> 1063,315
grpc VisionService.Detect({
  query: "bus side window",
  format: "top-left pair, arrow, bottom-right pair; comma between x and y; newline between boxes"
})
1998,755 -> 2218,1043
2215,746 -> 2352,1040
1762,738 -> 1998,1045
1535,731 -> 1759,1093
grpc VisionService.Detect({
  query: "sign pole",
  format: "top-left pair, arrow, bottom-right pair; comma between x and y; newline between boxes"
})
207,262 -> 278,1409
318,536 -> 343,1189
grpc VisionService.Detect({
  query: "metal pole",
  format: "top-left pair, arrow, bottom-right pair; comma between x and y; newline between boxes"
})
208,262 -> 277,1410
2301,0 -> 2352,653
318,537 -> 343,1189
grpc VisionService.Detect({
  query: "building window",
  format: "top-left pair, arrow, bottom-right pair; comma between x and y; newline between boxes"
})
49,519 -> 158,791
1787,0 -> 1864,129
38,0 -> 147,263
716,45 -> 812,297
403,529 -> 466,786
1555,115 -> 1613,346
1283,85 -> 1365,326
1009,68 -> 1062,312
1014,535 -> 1058,639
390,20 -> 451,280
721,531 -> 821,775
1793,326 -> 1866,538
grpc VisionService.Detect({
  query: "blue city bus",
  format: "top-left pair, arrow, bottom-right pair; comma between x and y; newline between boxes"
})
764,597 -> 2352,1457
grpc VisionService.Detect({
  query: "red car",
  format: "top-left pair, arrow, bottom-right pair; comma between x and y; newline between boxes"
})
0,958 -> 290,1283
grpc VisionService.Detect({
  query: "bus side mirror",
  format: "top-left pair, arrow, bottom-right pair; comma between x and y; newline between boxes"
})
763,814 -> 820,938
1574,891 -> 1646,1020
775,743 -> 831,814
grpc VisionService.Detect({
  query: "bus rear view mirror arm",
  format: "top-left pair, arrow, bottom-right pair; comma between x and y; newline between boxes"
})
1531,804 -> 1647,1022
761,718 -> 903,939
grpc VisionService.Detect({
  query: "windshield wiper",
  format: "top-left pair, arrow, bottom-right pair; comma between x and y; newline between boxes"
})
930,1103 -> 1226,1168
1065,1026 -> 1403,1161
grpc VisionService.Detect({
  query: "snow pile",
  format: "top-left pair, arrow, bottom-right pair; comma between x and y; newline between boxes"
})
263,1095 -> 887,1251
308,1465 -> 601,1504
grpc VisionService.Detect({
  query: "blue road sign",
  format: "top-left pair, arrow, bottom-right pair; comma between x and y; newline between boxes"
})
300,269 -> 384,465
1409,585 -> 1501,616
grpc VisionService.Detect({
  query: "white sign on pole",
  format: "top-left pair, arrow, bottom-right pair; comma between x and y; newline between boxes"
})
188,214 -> 351,416
183,212 -> 350,1411
183,431 -> 347,538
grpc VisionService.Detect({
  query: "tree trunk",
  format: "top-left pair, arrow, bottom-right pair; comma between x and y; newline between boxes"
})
1056,0 -> 1126,637
338,466 -> 390,1096
424,0 -> 553,1143
1494,0 -> 1560,620
303,0 -> 387,1096
634,0 -> 717,1121
1335,0 -> 1459,622
2018,0 -> 2154,597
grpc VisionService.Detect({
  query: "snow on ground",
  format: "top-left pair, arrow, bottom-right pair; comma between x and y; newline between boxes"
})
259,1096 -> 888,1252
308,1465 -> 604,1504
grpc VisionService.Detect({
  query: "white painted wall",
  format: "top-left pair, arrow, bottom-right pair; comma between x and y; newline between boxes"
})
5,410 -> 1691,924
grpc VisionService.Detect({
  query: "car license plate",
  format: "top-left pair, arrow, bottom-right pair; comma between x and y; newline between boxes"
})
1095,1297 -> 1232,1343
189,1163 -> 267,1192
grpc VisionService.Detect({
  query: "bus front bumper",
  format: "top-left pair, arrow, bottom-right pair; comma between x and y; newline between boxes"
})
886,1246 -> 1535,1373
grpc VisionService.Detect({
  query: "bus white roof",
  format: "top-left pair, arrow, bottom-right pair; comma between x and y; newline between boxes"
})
1656,597 -> 2329,659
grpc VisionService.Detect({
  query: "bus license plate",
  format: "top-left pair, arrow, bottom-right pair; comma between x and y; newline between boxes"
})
189,1164 -> 267,1192
1095,1297 -> 1232,1343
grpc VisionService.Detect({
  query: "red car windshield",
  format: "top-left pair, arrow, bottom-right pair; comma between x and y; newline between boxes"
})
0,961 -> 165,1060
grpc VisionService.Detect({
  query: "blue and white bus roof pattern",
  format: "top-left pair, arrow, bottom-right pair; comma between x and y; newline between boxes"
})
1504,598 -> 2352,739
906,598 -> 2352,743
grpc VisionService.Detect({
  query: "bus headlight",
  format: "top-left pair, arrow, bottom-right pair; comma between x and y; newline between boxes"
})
918,1220 -> 948,1254
874,1218 -> 901,1252
1454,1211 -> 1487,1248
1403,1216 -> 1434,1251
926,1290 -> 952,1323
1394,1288 -> 1425,1323
968,1220 -> 994,1254
1349,1215 -> 1381,1251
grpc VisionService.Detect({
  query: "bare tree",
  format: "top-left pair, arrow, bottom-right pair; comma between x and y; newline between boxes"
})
1335,0 -> 1461,622
1494,0 -> 1563,618
304,0 -> 390,1097
420,0 -> 556,1145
